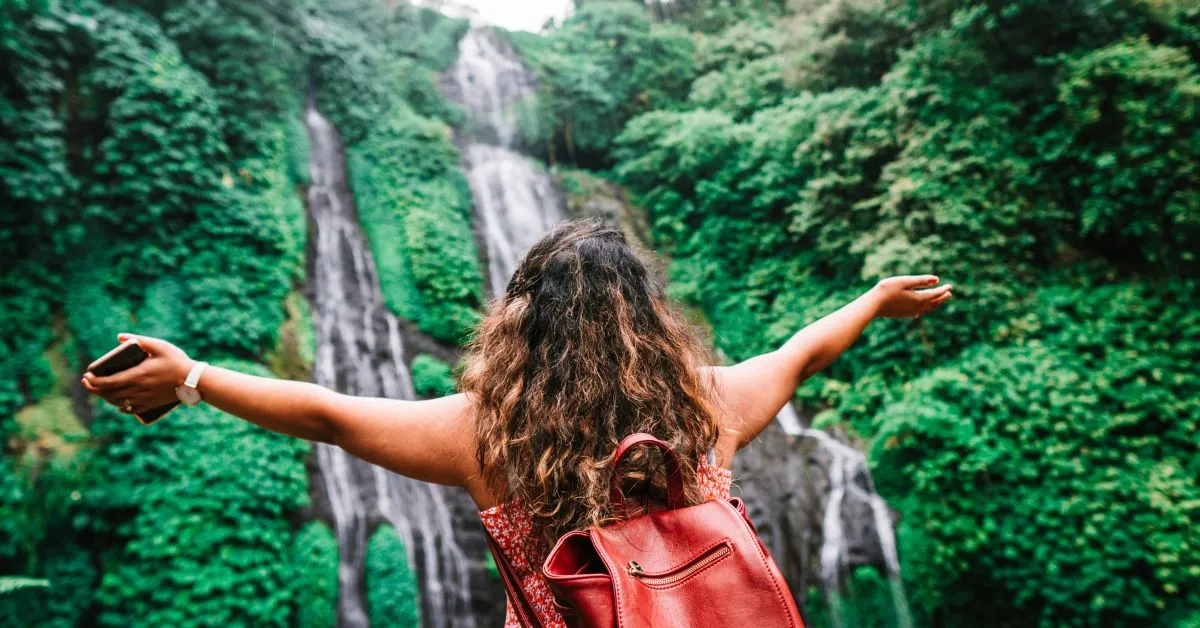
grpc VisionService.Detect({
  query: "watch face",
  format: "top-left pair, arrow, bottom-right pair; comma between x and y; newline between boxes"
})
176,386 -> 202,406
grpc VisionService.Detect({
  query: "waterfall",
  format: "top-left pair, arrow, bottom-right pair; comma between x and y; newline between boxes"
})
304,100 -> 477,628
446,28 -> 564,295
775,404 -> 912,628
871,495 -> 913,628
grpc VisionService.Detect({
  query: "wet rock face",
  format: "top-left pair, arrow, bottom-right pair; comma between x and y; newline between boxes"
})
733,420 -> 893,614
732,420 -> 821,607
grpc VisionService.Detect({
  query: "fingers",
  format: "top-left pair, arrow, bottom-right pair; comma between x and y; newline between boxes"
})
93,391 -> 134,413
118,333 -> 166,356
918,283 -> 953,299
85,361 -> 148,389
81,376 -> 130,402
911,284 -> 954,319
86,385 -> 158,415
895,275 -> 939,289
82,370 -> 145,415
81,353 -> 165,416
916,290 -> 953,318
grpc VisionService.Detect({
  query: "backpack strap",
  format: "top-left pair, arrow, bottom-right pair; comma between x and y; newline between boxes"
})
483,525 -> 544,628
611,433 -> 685,510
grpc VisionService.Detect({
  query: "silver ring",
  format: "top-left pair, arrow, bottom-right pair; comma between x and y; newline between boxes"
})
123,398 -> 133,413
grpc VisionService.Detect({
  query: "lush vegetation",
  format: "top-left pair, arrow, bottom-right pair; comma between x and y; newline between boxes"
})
0,0 -> 468,624
292,522 -> 340,628
349,106 -> 484,343
411,355 -> 457,399
365,525 -> 422,627
516,0 -> 1198,625
1,0 -> 312,623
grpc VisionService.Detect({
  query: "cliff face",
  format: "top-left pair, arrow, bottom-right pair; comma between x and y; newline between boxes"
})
734,421 -> 895,610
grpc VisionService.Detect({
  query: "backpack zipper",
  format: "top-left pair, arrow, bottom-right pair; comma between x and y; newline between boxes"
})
625,543 -> 732,586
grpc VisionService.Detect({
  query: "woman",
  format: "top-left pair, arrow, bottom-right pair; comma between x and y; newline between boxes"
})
82,219 -> 951,626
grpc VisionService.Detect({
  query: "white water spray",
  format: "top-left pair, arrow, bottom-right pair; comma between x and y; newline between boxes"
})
447,28 -> 564,295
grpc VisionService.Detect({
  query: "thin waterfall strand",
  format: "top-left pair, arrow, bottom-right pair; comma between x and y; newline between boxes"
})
305,100 -> 477,628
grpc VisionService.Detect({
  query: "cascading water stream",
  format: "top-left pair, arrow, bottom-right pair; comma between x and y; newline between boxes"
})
304,99 -> 477,628
776,404 -> 912,628
446,28 -> 563,295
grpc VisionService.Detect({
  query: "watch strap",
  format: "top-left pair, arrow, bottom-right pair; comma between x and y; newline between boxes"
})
185,361 -> 208,389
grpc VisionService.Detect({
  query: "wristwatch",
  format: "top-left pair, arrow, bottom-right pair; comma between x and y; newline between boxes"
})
175,361 -> 208,407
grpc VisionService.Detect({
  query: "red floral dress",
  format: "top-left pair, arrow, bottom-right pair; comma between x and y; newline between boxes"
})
478,460 -> 734,627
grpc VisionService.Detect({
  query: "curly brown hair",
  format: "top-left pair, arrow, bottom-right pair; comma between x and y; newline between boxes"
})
460,218 -> 721,560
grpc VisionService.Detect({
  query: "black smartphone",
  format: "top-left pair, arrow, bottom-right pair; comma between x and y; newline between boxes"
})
87,339 -> 180,425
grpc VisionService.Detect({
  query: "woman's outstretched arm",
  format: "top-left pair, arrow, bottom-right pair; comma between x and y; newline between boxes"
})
711,275 -> 953,449
81,333 -> 475,486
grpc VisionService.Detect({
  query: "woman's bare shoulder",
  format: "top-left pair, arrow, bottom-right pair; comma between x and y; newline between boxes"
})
442,393 -> 497,508
699,366 -> 749,465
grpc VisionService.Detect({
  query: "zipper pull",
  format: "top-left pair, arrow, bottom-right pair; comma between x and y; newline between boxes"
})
627,561 -> 644,577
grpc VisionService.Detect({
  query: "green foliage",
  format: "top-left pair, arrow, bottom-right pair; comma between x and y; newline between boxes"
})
0,0 -> 78,432
365,525 -> 421,627
3,0 -> 1196,626
301,0 -> 481,342
84,7 -> 227,284
90,361 -> 309,628
1,545 -> 98,628
0,460 -> 29,563
349,105 -> 484,342
286,115 -> 312,186
2,2 -> 316,626
514,2 -> 696,165
0,434 -> 94,626
607,0 -> 790,32
269,291 -> 317,381
303,0 -> 467,142
873,282 -> 1199,624
302,0 -> 394,145
602,0 -> 1200,624
391,6 -> 471,72
0,576 -> 48,595
804,567 -> 901,628
781,0 -> 920,92
292,522 -> 339,628
184,176 -> 299,360
42,547 -> 96,628
161,0 -> 305,159
1047,37 -> 1200,269
411,355 -> 456,398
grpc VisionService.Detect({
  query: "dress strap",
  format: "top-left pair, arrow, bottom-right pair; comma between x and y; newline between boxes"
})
483,526 -> 543,627
706,447 -> 717,466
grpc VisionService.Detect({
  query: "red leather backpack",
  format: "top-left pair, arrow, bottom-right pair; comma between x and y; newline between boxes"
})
484,433 -> 804,627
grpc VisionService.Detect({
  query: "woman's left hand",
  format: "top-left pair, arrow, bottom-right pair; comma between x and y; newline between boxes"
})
870,275 -> 954,319
82,333 -> 194,415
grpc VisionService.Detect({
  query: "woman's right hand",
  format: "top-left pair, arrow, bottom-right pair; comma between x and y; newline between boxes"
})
82,333 -> 194,415
870,275 -> 953,319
